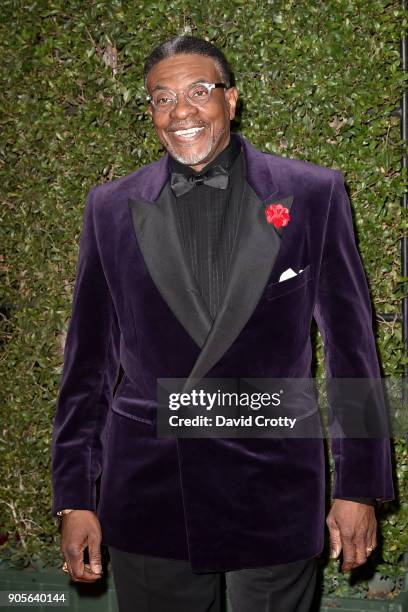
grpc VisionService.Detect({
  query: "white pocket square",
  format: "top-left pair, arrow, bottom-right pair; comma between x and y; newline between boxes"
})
279,267 -> 304,283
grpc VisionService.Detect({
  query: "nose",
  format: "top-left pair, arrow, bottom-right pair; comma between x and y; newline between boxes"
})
169,94 -> 198,120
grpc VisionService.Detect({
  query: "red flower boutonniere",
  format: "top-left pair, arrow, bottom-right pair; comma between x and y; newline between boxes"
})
265,203 -> 291,228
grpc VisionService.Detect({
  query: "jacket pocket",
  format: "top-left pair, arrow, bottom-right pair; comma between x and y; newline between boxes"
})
265,264 -> 312,300
111,396 -> 156,426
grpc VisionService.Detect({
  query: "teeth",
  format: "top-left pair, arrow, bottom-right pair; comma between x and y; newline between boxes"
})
174,127 -> 204,137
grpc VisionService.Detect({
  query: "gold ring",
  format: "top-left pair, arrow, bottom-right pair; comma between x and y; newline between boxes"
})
366,545 -> 376,553
62,561 -> 70,573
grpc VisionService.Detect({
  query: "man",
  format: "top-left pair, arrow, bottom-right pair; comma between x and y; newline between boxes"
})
52,36 -> 394,612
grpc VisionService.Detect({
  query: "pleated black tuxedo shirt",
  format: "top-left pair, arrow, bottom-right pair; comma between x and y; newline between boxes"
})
170,137 -> 242,320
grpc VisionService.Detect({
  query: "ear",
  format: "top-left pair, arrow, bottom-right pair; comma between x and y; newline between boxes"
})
226,87 -> 239,120
147,104 -> 153,117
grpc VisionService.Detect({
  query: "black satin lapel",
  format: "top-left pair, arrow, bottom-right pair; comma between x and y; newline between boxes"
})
183,186 -> 293,390
128,183 -> 212,348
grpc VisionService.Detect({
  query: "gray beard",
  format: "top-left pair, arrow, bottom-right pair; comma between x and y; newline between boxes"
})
167,139 -> 214,166
166,126 -> 226,167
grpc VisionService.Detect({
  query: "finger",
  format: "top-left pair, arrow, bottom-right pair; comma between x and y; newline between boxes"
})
73,564 -> 102,583
62,546 -> 96,580
88,533 -> 103,575
66,563 -> 101,583
327,519 -> 342,559
341,536 -> 356,572
64,544 -> 91,581
365,523 -> 377,556
353,535 -> 368,568
366,535 -> 377,556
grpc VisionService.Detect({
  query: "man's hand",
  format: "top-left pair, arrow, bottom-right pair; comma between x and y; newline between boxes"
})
60,510 -> 103,582
326,499 -> 377,572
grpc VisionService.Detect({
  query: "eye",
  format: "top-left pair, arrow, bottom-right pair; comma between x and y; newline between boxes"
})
153,92 -> 174,106
190,85 -> 209,99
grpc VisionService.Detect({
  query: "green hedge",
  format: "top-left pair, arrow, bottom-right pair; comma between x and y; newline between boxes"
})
1,0 -> 407,599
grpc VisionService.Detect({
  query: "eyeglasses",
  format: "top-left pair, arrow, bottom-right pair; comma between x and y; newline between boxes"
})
147,82 -> 228,112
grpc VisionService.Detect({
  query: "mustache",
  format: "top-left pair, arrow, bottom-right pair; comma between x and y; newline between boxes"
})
166,123 -> 208,132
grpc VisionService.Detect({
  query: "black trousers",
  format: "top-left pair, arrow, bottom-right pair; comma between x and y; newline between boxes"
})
109,547 -> 318,612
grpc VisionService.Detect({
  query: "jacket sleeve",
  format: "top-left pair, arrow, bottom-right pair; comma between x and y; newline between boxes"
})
51,187 -> 120,516
313,171 -> 394,502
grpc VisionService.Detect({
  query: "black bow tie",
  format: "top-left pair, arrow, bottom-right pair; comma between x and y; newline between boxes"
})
170,165 -> 229,197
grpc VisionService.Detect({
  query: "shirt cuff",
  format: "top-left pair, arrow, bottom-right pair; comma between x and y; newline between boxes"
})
333,497 -> 376,506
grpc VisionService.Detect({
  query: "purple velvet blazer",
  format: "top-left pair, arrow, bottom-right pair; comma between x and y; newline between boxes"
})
51,133 -> 394,572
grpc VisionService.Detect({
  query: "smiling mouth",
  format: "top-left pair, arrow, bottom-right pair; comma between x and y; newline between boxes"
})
168,126 -> 206,142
